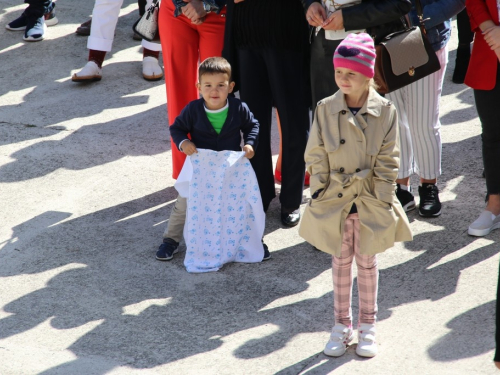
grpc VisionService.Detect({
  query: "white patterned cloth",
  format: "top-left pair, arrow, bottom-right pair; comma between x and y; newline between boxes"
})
175,149 -> 266,273
317,0 -> 364,40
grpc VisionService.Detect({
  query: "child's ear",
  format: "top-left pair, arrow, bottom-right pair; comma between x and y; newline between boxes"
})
228,81 -> 235,93
196,82 -> 201,91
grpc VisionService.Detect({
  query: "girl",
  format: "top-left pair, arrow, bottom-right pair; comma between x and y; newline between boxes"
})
299,33 -> 412,358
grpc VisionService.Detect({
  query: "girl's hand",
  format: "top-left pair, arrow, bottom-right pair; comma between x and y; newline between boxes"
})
182,0 -> 207,23
181,140 -> 198,155
306,2 -> 326,27
234,0 -> 245,3
484,26 -> 500,51
243,144 -> 255,159
322,10 -> 344,30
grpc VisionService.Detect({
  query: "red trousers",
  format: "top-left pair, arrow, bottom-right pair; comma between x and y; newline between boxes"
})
159,1 -> 226,179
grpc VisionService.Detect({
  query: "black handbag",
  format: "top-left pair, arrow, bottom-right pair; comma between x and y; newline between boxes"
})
373,0 -> 441,94
133,0 -> 160,42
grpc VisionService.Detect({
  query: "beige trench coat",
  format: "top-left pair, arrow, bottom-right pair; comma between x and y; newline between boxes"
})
299,88 -> 412,256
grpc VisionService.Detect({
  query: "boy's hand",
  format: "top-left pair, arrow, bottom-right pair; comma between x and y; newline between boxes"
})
243,144 -> 254,159
181,140 -> 198,155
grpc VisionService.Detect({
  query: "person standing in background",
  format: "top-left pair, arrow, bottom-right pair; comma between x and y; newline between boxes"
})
464,0 -> 500,237
223,0 -> 311,227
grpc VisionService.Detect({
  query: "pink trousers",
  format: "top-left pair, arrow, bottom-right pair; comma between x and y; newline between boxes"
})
332,213 -> 379,327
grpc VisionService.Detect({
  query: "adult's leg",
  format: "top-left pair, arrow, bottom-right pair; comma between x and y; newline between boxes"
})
237,48 -> 275,211
265,48 -> 310,211
159,1 -> 202,178
310,29 -> 341,114
474,66 -> 500,212
332,215 -> 356,327
452,9 -> 474,84
404,46 -> 448,182
87,0 -> 124,52
387,84 -> 413,181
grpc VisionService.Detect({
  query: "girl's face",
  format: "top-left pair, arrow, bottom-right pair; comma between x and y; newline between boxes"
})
334,67 -> 370,97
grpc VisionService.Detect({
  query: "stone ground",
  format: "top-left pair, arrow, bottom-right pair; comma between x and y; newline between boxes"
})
0,1 -> 498,374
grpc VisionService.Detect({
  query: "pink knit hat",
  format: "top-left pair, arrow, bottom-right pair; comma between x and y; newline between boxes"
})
333,33 -> 376,78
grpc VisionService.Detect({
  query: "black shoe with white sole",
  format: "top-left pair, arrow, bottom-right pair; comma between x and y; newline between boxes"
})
396,184 -> 416,212
418,183 -> 441,217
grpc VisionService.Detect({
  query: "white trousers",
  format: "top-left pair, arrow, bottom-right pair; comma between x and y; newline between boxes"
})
387,46 -> 448,180
87,0 -> 161,52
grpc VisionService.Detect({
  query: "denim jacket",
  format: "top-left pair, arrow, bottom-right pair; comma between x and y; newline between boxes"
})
408,0 -> 465,51
172,0 -> 226,17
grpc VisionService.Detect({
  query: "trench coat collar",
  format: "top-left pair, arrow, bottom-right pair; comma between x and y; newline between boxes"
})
329,87 -> 384,118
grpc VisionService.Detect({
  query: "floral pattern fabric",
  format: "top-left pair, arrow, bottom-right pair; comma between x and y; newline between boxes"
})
175,149 -> 265,273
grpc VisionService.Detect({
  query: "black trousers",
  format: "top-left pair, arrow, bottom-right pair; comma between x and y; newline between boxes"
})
23,0 -> 53,19
474,63 -> 500,196
310,29 -> 341,113
237,47 -> 310,211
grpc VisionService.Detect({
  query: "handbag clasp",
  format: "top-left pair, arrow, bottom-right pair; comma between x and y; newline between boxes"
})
408,67 -> 415,76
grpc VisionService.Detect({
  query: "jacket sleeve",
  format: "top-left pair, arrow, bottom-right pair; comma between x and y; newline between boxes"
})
343,0 -> 412,31
373,105 -> 400,204
466,0 -> 493,30
304,108 -> 330,195
301,0 -> 322,11
169,104 -> 193,150
409,0 -> 465,30
240,102 -> 259,149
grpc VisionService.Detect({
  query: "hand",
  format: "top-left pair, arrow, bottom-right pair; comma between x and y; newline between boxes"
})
484,26 -> 500,51
243,144 -> 255,159
234,0 -> 245,3
181,140 -> 198,155
306,2 -> 326,27
322,10 -> 344,31
182,0 -> 207,23
495,361 -> 500,370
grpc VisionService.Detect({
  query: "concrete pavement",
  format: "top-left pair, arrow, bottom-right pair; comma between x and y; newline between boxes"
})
0,1 -> 498,374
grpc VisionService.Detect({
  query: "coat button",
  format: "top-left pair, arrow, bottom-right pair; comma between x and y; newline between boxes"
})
340,139 -> 346,144
341,110 -> 347,115
354,194 -> 358,198
338,193 -> 343,198
356,168 -> 361,172
339,167 -> 345,173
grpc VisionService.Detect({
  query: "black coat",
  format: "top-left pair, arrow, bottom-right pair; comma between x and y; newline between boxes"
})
169,96 -> 259,152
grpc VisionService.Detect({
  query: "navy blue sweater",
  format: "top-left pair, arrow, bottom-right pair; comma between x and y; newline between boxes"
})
169,96 -> 259,152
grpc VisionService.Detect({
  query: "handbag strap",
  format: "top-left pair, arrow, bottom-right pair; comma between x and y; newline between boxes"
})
414,0 -> 430,34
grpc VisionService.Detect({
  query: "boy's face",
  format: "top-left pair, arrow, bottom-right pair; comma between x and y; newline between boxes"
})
334,67 -> 370,97
197,73 -> 235,110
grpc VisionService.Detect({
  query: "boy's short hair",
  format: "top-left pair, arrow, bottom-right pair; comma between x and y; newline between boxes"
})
199,57 -> 232,81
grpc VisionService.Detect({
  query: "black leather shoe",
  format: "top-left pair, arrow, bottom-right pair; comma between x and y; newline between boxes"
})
281,209 -> 300,227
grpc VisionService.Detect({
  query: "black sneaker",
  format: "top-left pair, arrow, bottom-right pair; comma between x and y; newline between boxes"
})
262,242 -> 271,261
418,183 -> 441,217
156,238 -> 179,261
6,8 -> 57,31
23,16 -> 46,42
396,184 -> 416,212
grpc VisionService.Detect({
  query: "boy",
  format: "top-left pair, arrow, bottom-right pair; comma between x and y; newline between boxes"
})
156,56 -> 270,262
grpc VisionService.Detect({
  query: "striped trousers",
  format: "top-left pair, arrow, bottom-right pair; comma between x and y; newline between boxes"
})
332,214 -> 379,327
387,46 -> 449,180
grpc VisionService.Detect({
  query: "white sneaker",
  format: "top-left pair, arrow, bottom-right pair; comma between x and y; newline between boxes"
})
468,211 -> 500,237
142,56 -> 163,81
356,323 -> 377,357
72,61 -> 102,82
323,324 -> 354,357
